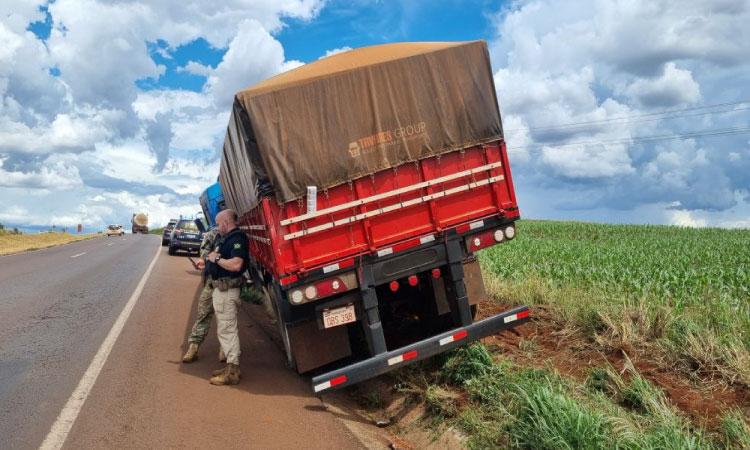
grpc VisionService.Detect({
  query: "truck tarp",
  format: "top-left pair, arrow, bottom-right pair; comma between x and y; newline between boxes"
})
132,213 -> 148,227
219,40 -> 503,214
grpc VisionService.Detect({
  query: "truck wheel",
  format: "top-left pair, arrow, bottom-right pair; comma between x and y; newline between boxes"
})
266,282 -> 298,372
168,245 -> 176,255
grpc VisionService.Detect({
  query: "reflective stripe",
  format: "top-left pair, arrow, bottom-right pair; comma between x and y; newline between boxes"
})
281,161 -> 503,226
323,263 -> 340,273
439,329 -> 468,346
387,350 -> 418,366
248,234 -> 271,245
284,175 -> 504,240
470,220 -> 485,230
313,375 -> 347,393
420,235 -> 435,244
313,381 -> 331,392
377,247 -> 393,257
503,310 -> 530,323
457,220 -> 485,234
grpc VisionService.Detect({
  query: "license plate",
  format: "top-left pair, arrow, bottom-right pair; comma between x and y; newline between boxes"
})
322,304 -> 356,329
186,234 -> 198,239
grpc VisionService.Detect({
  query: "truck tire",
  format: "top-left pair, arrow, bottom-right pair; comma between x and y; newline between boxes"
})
168,245 -> 176,255
266,281 -> 298,372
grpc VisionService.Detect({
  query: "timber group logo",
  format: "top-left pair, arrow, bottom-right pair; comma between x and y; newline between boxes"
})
348,122 -> 427,158
348,141 -> 361,158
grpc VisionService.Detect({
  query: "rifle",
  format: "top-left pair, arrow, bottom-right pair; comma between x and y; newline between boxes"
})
187,256 -> 200,269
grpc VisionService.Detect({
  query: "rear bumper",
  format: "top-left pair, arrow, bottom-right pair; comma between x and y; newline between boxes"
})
311,304 -> 530,393
171,241 -> 201,250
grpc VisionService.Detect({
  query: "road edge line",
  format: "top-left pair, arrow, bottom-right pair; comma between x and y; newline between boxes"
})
39,240 -> 162,450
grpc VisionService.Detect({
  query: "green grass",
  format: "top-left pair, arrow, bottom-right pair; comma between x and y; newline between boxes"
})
719,410 -> 750,449
149,227 -> 164,235
240,285 -> 264,304
381,220 -> 750,449
412,344 -> 719,450
511,383 -> 611,450
479,220 -> 750,386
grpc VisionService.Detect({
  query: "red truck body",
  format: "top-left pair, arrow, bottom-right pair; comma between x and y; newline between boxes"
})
242,140 -> 518,282
217,41 -> 530,392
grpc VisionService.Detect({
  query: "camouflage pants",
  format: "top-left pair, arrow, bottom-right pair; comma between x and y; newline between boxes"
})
188,283 -> 214,344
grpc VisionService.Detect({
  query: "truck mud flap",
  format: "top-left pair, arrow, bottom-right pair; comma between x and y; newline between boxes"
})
311,305 -> 530,393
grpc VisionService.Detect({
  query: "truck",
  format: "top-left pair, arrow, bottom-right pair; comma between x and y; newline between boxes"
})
199,182 -> 226,228
218,40 -> 529,393
131,213 -> 149,234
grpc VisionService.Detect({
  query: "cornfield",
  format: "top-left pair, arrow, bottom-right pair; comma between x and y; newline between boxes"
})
481,220 -> 750,310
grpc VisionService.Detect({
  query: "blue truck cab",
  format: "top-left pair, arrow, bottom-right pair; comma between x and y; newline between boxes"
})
199,182 -> 226,228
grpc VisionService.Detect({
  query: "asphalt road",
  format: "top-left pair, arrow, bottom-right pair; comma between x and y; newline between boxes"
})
0,235 -> 366,449
0,234 -> 158,449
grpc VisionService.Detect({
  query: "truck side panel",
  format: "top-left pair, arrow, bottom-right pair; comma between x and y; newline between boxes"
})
240,140 -> 518,280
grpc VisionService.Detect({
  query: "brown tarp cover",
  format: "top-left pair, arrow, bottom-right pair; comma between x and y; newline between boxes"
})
219,40 -> 503,214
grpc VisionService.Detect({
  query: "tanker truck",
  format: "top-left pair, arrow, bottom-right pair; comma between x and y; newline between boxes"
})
131,213 -> 149,234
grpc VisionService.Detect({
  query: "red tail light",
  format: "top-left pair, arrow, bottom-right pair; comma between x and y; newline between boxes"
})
389,281 -> 399,292
288,271 -> 359,305
432,268 -> 441,278
408,275 -> 418,286
467,230 -> 500,252
315,277 -> 346,298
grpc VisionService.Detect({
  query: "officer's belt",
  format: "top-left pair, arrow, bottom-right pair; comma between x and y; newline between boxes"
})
207,276 -> 244,291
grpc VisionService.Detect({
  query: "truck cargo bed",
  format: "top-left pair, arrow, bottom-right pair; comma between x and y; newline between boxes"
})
242,139 -> 518,282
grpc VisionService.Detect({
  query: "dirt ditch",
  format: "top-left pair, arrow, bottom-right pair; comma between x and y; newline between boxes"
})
478,301 -> 750,429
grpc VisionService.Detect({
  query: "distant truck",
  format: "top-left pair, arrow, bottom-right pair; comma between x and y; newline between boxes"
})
199,182 -> 226,228
218,41 -> 529,392
131,213 -> 149,234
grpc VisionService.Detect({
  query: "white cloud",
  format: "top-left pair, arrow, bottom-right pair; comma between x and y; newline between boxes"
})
0,1 -> 46,34
132,90 -> 212,121
668,210 -> 707,228
206,19 -> 294,107
0,110 -> 119,155
0,0 -> 324,230
0,23 -> 25,63
489,0 -> 750,225
0,205 -> 30,224
319,46 -> 352,59
719,218 -> 750,229
622,63 -> 701,107
178,61 -> 213,77
0,164 -> 82,189
171,111 -> 229,152
541,143 -> 634,178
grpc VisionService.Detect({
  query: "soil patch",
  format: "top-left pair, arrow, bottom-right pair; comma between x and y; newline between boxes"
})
478,301 -> 750,428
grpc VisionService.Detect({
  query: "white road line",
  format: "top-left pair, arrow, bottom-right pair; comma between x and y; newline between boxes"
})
39,242 -> 161,450
107,243 -> 113,246
70,253 -> 86,258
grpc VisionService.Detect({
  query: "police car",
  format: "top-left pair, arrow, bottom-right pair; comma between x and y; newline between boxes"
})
167,218 -> 205,255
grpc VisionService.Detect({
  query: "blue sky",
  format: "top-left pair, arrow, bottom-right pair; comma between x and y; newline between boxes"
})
1,0 -> 750,230
110,0 -> 497,92
277,0 -> 496,62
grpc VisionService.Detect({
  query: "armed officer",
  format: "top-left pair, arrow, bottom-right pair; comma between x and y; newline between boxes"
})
195,209 -> 249,385
181,225 -> 222,363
